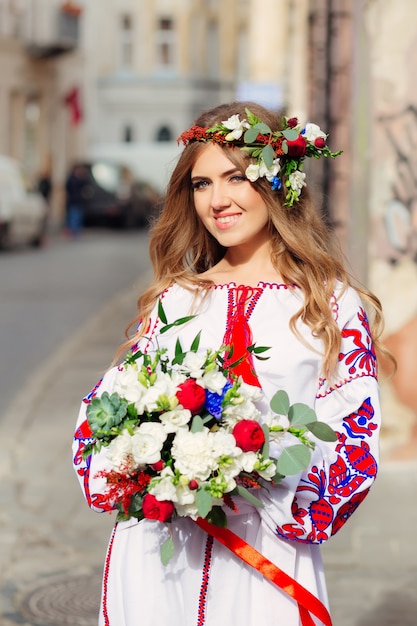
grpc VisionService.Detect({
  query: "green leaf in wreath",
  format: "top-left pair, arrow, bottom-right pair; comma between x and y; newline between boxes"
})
277,444 -> 311,475
244,126 -> 260,144
306,421 -> 338,442
196,488 -> 213,519
270,390 -> 290,416
282,128 -> 299,141
288,403 -> 317,426
160,534 -> 175,566
262,144 -> 275,168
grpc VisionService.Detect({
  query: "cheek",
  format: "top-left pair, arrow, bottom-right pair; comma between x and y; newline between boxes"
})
193,195 -> 209,221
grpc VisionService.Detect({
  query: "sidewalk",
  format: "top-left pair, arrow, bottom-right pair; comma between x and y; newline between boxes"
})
0,278 -> 416,626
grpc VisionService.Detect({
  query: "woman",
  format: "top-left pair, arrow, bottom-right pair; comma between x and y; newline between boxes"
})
73,102 -> 385,625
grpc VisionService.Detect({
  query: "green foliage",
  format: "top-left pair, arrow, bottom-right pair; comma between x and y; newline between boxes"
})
270,390 -> 290,415
87,392 -> 129,435
196,487 -> 213,519
277,444 -> 311,475
268,389 -> 338,476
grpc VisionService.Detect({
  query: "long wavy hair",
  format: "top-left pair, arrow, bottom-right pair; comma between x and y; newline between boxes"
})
118,101 -> 388,377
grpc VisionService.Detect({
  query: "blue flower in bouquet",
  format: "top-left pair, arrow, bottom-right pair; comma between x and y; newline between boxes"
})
205,381 -> 233,419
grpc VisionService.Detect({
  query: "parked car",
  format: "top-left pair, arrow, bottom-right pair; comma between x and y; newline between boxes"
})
74,161 -> 161,228
0,156 -> 48,250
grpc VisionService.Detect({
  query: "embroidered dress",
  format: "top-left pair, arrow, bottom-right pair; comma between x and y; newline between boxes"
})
73,282 -> 380,626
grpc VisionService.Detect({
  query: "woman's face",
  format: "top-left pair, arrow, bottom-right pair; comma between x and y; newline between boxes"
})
191,144 -> 270,251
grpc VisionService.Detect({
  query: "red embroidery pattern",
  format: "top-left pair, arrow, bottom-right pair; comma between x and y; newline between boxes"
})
102,523 -> 118,626
317,307 -> 377,398
339,307 -> 377,377
276,398 -> 378,543
197,533 -> 214,626
222,285 -> 263,385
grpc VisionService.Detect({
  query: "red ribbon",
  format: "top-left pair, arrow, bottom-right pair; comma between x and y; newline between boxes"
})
195,517 -> 332,626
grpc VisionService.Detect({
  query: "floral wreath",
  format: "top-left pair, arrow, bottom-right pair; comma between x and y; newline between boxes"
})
178,108 -> 342,206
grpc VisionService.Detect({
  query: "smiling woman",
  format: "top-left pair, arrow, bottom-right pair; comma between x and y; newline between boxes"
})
73,101 -> 391,626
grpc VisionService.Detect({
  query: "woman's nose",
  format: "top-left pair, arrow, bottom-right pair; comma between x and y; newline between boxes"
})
210,183 -> 231,210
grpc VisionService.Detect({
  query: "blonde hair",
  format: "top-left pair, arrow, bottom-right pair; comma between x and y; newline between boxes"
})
118,101 -> 388,376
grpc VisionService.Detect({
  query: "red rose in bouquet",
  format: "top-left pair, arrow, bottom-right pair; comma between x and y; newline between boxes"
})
232,419 -> 265,452
176,378 -> 206,415
142,494 -> 175,522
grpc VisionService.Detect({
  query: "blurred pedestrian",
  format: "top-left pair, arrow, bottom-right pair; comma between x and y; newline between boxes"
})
73,101 -> 393,625
65,164 -> 89,237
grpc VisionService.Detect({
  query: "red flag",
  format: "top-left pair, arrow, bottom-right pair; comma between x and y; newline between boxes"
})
64,86 -> 82,125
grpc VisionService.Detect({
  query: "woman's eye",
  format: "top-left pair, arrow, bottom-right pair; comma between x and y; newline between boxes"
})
192,180 -> 209,191
230,174 -> 246,183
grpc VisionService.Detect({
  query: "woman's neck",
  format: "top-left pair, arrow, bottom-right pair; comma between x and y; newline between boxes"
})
200,245 -> 283,287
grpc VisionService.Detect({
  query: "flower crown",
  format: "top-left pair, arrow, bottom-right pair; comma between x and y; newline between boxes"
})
178,108 -> 342,206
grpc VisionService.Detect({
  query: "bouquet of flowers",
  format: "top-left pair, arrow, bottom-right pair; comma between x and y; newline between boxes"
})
84,308 -> 336,563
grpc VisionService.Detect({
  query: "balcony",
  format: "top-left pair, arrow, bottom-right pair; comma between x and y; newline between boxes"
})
24,1 -> 81,59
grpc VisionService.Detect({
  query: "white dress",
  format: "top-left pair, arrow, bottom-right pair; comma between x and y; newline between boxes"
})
73,282 -> 380,626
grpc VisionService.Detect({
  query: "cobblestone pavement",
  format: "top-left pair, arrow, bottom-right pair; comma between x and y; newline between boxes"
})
0,278 -> 416,626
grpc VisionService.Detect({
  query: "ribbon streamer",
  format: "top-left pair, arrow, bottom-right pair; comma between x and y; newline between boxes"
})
195,517 -> 332,626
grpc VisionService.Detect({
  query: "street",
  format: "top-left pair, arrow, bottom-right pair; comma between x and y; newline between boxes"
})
0,229 -> 151,416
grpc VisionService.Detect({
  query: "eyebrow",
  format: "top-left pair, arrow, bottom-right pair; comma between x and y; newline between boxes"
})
190,167 -> 242,182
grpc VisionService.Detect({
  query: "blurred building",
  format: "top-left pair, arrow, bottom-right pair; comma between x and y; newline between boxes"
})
0,0 -> 83,220
0,0 -> 309,226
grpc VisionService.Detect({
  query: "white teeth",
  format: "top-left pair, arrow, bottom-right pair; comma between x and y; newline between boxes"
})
217,215 -> 237,223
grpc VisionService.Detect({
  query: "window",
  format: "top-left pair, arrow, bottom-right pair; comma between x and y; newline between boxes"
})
120,13 -> 133,69
156,17 -> 175,69
207,21 -> 219,79
156,126 -> 172,142
123,124 -> 134,143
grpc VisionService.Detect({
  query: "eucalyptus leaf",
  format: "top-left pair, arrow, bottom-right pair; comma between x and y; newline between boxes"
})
288,403 -> 317,425
236,485 -> 264,508
306,421 -> 338,442
262,144 -> 275,168
282,128 -> 299,141
244,127 -> 260,144
277,444 -> 311,475
254,122 -> 272,134
272,467 -> 285,484
261,423 -> 270,458
160,535 -> 175,566
196,488 -> 213,519
270,390 -> 290,416
191,415 -> 205,432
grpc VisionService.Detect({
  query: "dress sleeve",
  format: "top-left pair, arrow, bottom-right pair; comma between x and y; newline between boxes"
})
258,287 -> 381,544
72,366 -> 120,513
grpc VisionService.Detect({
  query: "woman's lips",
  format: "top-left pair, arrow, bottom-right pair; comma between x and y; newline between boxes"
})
214,214 -> 241,230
